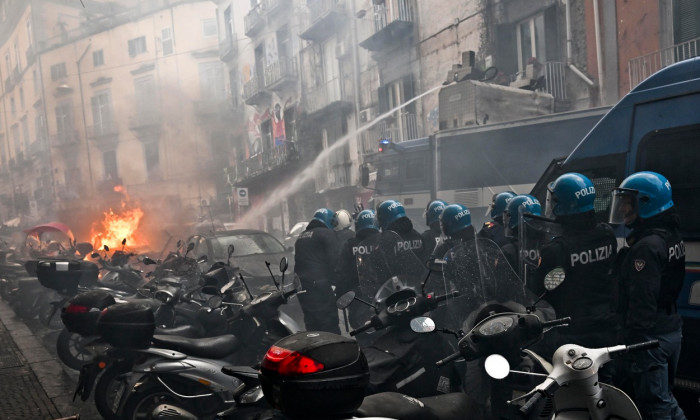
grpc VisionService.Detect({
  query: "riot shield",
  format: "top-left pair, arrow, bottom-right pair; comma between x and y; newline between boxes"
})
355,231 -> 428,305
518,214 -> 563,286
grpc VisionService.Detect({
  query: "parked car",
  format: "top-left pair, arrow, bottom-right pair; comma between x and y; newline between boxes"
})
283,222 -> 308,251
187,229 -> 294,293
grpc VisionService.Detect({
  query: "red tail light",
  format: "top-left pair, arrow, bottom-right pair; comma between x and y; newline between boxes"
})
64,304 -> 90,314
261,345 -> 325,375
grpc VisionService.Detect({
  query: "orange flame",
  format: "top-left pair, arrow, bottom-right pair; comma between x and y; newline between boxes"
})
90,185 -> 149,251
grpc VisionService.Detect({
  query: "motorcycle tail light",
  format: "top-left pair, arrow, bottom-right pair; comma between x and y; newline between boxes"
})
64,304 -> 90,314
261,345 -> 324,376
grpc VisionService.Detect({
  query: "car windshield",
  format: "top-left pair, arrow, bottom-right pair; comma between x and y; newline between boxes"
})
288,223 -> 307,236
211,233 -> 286,259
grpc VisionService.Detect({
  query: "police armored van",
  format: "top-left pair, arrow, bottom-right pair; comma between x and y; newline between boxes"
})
531,57 -> 700,413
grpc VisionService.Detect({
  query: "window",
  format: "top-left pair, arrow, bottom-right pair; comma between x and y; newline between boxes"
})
516,13 -> 546,72
26,18 -> 32,47
91,90 -> 113,134
103,150 -> 118,180
128,36 -> 147,57
21,117 -> 29,151
161,28 -> 173,55
224,7 -> 234,40
5,53 -> 11,77
202,19 -> 217,37
198,61 -> 225,101
11,124 -> 20,156
673,0 -> 700,44
10,97 -> 15,115
134,76 -> 156,119
144,141 -> 161,180
19,88 -> 24,109
34,114 -> 45,143
55,103 -> 73,136
51,62 -> 67,81
32,68 -> 38,92
93,49 -> 104,67
638,124 -> 700,237
276,25 -> 291,59
13,40 -> 20,71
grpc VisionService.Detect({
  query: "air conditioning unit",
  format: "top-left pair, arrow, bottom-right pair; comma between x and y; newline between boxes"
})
359,108 -> 374,123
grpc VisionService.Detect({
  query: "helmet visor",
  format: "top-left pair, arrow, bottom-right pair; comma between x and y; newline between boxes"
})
609,188 -> 639,225
544,185 -> 555,218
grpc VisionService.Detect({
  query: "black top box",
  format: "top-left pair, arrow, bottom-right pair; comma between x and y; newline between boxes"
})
36,259 -> 99,295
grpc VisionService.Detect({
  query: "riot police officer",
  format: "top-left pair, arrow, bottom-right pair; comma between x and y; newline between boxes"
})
333,209 -> 355,247
478,191 -> 515,247
532,173 -> 618,370
293,208 -> 341,334
431,203 -> 475,263
335,209 -> 380,331
421,200 -> 448,257
376,200 -> 428,263
500,194 -> 542,271
610,171 -> 686,420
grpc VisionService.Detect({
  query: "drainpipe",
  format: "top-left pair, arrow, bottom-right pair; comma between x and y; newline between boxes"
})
76,43 -> 95,195
592,0 -> 606,104
564,0 -> 595,87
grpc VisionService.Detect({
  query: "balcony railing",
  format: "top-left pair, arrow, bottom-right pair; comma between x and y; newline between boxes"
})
244,5 -> 265,36
264,57 -> 298,89
51,130 -> 80,147
361,113 -> 421,154
359,0 -> 415,51
305,77 -> 348,114
299,0 -> 346,41
263,0 -> 287,16
243,75 -> 269,105
315,162 -> 352,191
510,61 -> 567,100
629,37 -> 700,90
373,0 -> 414,32
87,121 -> 119,140
239,141 -> 300,181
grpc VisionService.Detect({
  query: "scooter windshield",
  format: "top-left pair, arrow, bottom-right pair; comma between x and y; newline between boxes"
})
441,238 -> 536,330
518,214 -> 563,286
355,231 -> 428,305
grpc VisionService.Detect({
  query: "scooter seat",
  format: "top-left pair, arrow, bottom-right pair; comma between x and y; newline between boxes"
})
355,392 -> 476,420
155,324 -> 204,338
152,334 -> 240,359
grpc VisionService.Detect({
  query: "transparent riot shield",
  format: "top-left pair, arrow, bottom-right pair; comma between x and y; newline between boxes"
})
518,214 -> 564,287
355,231 -> 428,305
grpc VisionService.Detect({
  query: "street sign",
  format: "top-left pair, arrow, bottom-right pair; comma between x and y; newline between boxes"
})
237,188 -> 249,206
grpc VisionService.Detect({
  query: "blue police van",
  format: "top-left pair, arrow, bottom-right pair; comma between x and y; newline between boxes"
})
531,57 -> 700,414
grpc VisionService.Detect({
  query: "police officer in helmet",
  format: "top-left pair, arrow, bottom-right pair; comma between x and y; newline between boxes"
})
478,191 -> 515,247
333,209 -> 355,247
335,209 -> 380,332
610,171 -> 686,420
376,200 -> 428,263
421,200 -> 448,258
430,203 -> 476,264
500,194 -> 542,271
531,173 -> 618,373
293,208 -> 341,334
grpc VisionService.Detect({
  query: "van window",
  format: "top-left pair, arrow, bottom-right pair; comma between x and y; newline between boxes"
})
637,124 -> 700,238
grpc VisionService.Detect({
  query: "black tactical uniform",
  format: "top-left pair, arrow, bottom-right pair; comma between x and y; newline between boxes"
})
386,218 -> 429,264
335,228 -> 379,330
531,218 -> 618,361
477,218 -> 509,248
421,225 -> 443,258
294,220 -> 341,334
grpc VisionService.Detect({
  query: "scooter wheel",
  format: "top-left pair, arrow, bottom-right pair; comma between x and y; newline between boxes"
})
56,329 -> 94,371
121,382 -> 200,420
94,362 -> 132,420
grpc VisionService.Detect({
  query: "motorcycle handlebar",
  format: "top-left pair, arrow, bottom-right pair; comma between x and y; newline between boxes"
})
349,320 -> 374,337
520,391 -> 545,416
541,317 -> 571,328
435,351 -> 461,367
626,340 -> 659,352
431,290 -> 459,305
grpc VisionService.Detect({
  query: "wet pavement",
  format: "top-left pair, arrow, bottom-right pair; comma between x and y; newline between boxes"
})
0,300 -> 99,420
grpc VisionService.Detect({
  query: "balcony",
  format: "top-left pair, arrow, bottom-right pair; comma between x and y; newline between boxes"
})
87,121 -> 119,146
238,141 -> 300,182
51,130 -> 81,147
509,61 -> 567,100
263,0 -> 289,16
264,57 -> 298,91
299,0 -> 347,41
244,4 -> 265,37
243,75 -> 271,106
128,109 -> 161,134
304,77 -> 353,117
315,162 -> 352,191
219,35 -> 238,62
29,139 -> 49,159
4,76 -> 13,92
629,37 -> 700,90
359,0 -> 415,52
360,113 -> 421,154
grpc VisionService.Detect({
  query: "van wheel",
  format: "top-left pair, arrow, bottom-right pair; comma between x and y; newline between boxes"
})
56,329 -> 93,371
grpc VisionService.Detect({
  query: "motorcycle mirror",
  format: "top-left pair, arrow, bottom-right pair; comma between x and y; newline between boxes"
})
544,267 -> 566,291
197,255 -> 208,264
279,257 -> 288,273
484,354 -> 511,380
227,244 -> 235,259
141,257 -> 157,265
336,291 -> 356,309
104,245 -> 110,252
187,242 -> 195,252
76,242 -> 94,256
208,295 -> 223,309
410,316 -> 436,333
90,252 -> 100,259
122,238 -> 127,245
177,239 -> 182,248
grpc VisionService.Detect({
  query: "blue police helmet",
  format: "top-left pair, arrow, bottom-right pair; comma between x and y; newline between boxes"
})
355,210 -> 379,233
312,208 -> 334,229
614,171 -> 674,220
546,173 -> 595,217
490,191 -> 516,219
376,200 -> 407,231
425,200 -> 448,226
504,194 -> 542,231
439,204 -> 472,236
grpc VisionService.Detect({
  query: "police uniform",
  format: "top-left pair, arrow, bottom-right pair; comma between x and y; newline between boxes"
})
532,222 -> 618,360
386,218 -> 429,264
615,210 -> 686,420
420,227 -> 443,259
294,221 -> 341,334
335,229 -> 379,330
478,219 -> 509,248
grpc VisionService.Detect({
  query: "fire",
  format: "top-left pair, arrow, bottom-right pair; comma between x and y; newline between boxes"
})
90,186 -> 149,251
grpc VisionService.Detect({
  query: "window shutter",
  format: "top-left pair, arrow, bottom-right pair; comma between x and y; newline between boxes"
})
674,0 -> 700,43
